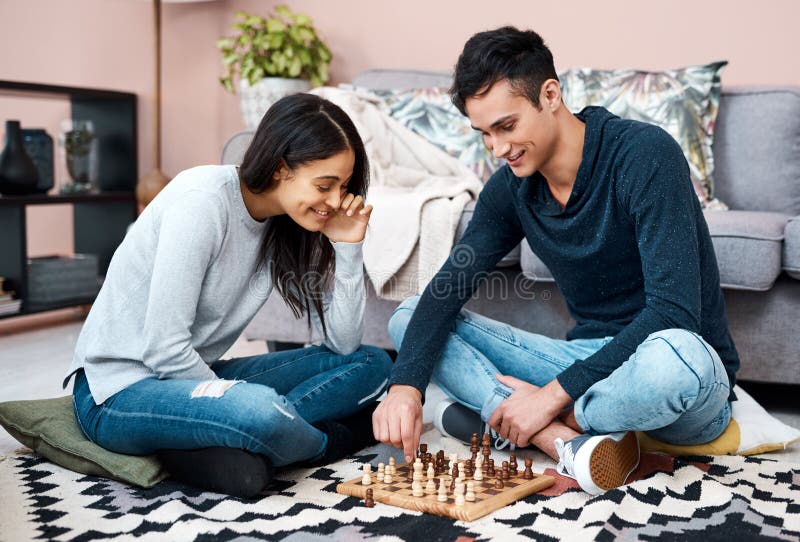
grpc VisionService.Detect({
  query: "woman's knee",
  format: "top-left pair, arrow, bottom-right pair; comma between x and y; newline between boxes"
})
387,295 -> 421,348
357,344 -> 393,373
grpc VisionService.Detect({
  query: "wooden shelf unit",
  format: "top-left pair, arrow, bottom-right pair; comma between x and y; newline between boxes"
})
0,80 -> 138,318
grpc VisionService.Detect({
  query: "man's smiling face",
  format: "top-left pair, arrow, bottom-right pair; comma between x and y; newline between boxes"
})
465,79 -> 559,178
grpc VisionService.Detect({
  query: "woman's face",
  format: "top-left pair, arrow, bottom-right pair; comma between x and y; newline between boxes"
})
272,149 -> 356,232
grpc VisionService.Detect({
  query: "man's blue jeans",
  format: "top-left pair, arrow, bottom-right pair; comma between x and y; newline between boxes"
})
72,345 -> 392,466
389,296 -> 731,445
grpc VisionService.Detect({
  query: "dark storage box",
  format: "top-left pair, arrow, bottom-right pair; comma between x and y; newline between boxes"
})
27,254 -> 100,306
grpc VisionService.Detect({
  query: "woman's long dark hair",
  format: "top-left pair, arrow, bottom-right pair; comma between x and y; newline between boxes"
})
239,93 -> 369,337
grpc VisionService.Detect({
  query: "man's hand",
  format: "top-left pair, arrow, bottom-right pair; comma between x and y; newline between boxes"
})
487,375 -> 572,447
372,384 -> 423,463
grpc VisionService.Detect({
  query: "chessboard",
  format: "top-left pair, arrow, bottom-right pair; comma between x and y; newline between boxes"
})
336,435 -> 555,522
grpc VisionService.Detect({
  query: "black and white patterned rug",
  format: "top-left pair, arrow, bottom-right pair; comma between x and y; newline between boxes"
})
1,450 -> 799,541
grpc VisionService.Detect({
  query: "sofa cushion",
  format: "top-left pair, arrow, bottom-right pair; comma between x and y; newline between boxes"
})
783,216 -> 800,280
705,210 -> 789,291
519,211 -> 790,291
713,87 -> 800,215
560,62 -> 727,208
456,200 -> 520,267
520,243 -> 554,282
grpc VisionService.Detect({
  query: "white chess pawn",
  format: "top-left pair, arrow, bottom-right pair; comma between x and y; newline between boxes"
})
455,489 -> 466,506
389,457 -> 396,468
377,462 -> 385,476
412,480 -> 424,497
458,462 -> 466,481
474,463 -> 483,481
384,471 -> 393,484
427,464 -> 435,481
425,478 -> 436,494
437,479 -> 448,502
466,482 -> 476,502
475,454 -> 483,467
362,464 -> 372,486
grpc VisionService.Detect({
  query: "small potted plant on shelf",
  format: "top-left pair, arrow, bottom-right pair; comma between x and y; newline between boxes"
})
217,5 -> 332,130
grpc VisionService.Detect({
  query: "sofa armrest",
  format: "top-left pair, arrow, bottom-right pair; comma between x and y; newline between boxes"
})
783,216 -> 800,280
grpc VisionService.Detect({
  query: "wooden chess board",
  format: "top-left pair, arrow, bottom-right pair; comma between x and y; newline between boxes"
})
336,461 -> 554,522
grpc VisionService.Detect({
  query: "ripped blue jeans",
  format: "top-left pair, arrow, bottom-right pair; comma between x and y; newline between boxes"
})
72,345 -> 391,467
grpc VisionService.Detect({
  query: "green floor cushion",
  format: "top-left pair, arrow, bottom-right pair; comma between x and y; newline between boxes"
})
0,396 -> 167,488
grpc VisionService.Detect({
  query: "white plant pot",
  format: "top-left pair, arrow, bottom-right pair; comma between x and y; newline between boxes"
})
239,77 -> 312,130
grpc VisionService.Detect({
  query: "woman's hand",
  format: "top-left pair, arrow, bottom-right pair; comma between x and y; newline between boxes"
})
321,193 -> 373,243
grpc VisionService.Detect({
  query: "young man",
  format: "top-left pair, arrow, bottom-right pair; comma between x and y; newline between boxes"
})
372,27 -> 739,495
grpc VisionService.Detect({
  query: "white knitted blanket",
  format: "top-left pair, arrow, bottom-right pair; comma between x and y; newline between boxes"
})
311,87 -> 483,300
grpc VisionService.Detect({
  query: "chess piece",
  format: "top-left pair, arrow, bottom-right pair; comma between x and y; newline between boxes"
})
466,481 -> 476,502
509,453 -> 518,473
362,464 -> 373,486
458,462 -> 466,481
419,443 -> 428,456
523,457 -> 534,480
455,490 -> 466,506
425,478 -> 436,494
487,459 -> 495,477
495,476 -> 504,489
364,488 -> 375,508
437,478 -> 448,502
427,464 -> 435,481
474,462 -> 483,481
406,465 -> 414,483
377,463 -> 385,477
384,471 -> 393,484
412,480 -> 424,497
502,461 -> 510,480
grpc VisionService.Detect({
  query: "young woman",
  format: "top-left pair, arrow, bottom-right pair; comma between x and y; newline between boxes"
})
64,94 -> 392,497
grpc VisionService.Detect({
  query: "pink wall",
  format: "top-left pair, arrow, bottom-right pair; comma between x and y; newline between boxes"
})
1,0 -> 799,260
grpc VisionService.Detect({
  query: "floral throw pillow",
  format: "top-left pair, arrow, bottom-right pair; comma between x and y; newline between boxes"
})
377,87 -> 503,182
560,61 -> 728,209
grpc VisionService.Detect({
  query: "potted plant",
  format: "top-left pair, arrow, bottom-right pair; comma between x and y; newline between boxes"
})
217,5 -> 332,129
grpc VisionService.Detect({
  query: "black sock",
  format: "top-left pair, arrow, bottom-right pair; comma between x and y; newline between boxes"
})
158,447 -> 274,498
308,402 -> 380,466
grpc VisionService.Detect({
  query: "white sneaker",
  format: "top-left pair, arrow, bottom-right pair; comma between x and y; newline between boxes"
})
554,431 -> 640,495
433,399 -> 516,451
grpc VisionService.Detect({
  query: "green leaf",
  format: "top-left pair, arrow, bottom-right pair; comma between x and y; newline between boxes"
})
265,18 -> 285,33
298,48 -> 311,64
319,46 -> 331,62
268,33 -> 283,48
220,76 -> 234,93
298,27 -> 314,42
275,5 -> 293,19
317,62 -> 329,84
215,37 -> 233,49
288,56 -> 302,77
222,53 -> 239,66
295,14 -> 312,26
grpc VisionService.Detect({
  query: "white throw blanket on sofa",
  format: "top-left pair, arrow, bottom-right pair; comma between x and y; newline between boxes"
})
311,87 -> 484,301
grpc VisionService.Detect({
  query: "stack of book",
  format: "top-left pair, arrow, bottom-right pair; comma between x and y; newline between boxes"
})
0,277 -> 22,316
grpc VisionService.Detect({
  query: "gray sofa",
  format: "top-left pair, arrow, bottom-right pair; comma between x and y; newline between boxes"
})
222,70 -> 800,386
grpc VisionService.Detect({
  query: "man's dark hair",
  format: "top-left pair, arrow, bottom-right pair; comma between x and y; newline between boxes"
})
450,26 -> 558,115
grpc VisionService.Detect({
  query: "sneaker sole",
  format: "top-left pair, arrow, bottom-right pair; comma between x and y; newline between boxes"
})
575,432 -> 640,495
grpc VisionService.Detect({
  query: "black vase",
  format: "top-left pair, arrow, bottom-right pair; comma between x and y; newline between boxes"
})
22,128 -> 54,194
0,120 -> 39,195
